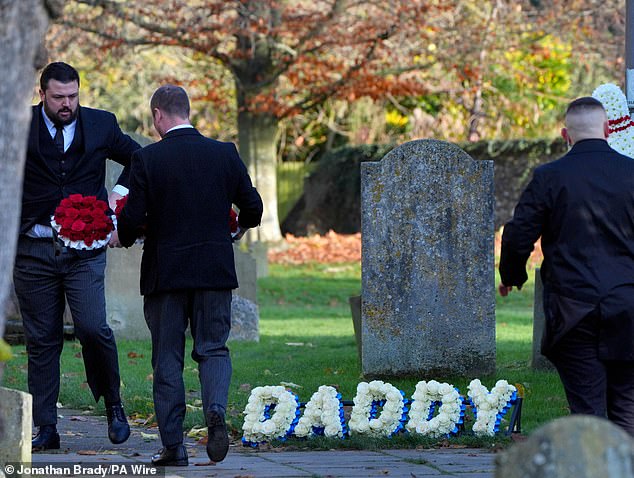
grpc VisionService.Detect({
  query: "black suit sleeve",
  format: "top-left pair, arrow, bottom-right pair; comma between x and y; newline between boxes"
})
499,168 -> 549,288
117,150 -> 148,247
230,145 -> 263,229
108,114 -> 141,189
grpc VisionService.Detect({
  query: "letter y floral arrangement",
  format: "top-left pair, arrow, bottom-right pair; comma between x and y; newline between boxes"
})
51,194 -> 114,249
241,379 -> 518,445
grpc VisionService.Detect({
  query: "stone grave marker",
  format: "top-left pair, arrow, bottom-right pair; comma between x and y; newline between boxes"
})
360,139 -> 495,377
496,415 -> 634,478
0,387 -> 32,467
532,269 -> 555,370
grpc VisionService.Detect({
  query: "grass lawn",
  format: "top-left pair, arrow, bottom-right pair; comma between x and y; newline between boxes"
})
1,261 -> 567,447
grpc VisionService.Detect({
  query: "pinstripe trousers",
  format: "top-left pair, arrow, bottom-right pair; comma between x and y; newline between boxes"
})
13,236 -> 122,426
143,289 -> 232,447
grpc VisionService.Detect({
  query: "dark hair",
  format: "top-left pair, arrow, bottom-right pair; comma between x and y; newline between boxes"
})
150,85 -> 190,118
566,96 -> 605,115
40,62 -> 80,91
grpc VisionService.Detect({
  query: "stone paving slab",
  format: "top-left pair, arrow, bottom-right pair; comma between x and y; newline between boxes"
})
25,410 -> 498,477
385,449 -> 496,474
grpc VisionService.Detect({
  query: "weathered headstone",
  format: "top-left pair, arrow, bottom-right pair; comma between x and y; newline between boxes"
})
361,139 -> 495,377
230,295 -> 259,342
229,248 -> 259,341
348,295 -> 362,361
532,269 -> 555,371
249,241 -> 269,278
104,244 -> 145,338
0,387 -> 32,468
103,157 -> 147,340
495,415 -> 634,478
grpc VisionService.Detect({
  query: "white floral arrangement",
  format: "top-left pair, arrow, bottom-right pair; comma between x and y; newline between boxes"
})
467,379 -> 517,437
592,83 -> 634,158
348,380 -> 406,437
294,385 -> 346,438
241,385 -> 300,445
405,380 -> 465,438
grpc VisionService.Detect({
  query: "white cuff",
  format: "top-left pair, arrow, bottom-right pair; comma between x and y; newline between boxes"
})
112,184 -> 129,196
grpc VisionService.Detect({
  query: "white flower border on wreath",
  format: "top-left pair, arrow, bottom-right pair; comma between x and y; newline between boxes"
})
294,385 -> 346,439
592,83 -> 634,159
405,380 -> 465,438
241,385 -> 300,445
51,215 -> 117,250
467,379 -> 517,437
348,380 -> 406,437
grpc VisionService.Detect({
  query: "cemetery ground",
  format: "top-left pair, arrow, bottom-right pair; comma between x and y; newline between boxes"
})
1,232 -> 566,450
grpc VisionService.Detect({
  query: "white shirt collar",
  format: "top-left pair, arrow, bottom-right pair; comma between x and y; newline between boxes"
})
165,124 -> 194,134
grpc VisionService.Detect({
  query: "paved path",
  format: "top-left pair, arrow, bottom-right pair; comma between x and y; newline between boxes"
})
29,410 -> 498,477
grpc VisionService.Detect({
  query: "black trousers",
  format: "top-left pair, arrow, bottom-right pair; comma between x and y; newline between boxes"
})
548,312 -> 634,436
13,236 -> 122,426
144,289 -> 232,447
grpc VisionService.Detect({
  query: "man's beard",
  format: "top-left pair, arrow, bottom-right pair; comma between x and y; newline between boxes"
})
43,101 -> 78,126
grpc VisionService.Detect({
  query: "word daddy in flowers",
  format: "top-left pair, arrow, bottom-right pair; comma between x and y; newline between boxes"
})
242,379 -> 518,445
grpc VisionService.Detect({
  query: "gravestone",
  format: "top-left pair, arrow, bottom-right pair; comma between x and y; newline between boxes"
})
495,415 -> 634,477
349,295 -> 362,361
249,241 -> 269,278
0,387 -> 31,468
532,269 -> 555,371
361,139 -> 495,377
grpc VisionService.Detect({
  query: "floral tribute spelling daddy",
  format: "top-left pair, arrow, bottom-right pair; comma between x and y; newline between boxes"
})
242,379 -> 518,446
51,194 -> 115,249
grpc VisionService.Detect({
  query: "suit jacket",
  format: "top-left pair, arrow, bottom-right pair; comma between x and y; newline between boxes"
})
21,104 -> 139,233
499,138 -> 634,359
117,127 -> 263,295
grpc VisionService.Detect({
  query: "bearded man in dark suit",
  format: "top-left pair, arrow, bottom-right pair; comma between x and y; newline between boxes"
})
499,96 -> 634,436
14,62 -> 139,451
113,84 -> 263,466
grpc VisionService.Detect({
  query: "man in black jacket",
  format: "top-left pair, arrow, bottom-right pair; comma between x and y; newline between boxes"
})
114,85 -> 263,466
14,62 -> 138,451
499,96 -> 634,436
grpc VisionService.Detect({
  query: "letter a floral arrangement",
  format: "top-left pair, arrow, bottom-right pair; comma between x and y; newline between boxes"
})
241,379 -> 518,446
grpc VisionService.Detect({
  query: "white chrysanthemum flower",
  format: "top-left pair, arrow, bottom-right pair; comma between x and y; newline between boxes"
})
294,385 -> 345,438
592,83 -> 634,158
242,386 -> 299,444
348,381 -> 405,437
467,379 -> 516,437
406,380 -> 464,438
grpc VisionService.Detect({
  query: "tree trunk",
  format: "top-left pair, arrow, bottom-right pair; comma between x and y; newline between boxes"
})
237,109 -> 283,243
0,0 -> 57,376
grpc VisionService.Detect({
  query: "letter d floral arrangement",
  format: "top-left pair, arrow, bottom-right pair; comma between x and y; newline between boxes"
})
51,194 -> 115,249
242,379 -> 518,446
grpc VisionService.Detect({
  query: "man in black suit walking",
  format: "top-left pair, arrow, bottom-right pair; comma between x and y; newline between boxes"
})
14,62 -> 138,451
114,85 -> 263,466
499,96 -> 634,436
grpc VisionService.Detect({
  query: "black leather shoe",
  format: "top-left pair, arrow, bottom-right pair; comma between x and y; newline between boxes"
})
206,410 -> 229,462
32,425 -> 60,451
151,445 -> 188,466
106,404 -> 130,444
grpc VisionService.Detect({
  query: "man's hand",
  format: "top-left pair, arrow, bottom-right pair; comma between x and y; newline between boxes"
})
498,283 -> 513,297
109,230 -> 122,248
108,191 -> 125,212
232,226 -> 247,241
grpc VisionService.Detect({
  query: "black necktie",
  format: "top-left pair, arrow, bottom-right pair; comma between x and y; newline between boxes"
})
54,125 -> 64,153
